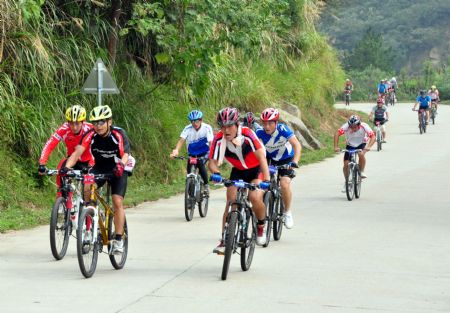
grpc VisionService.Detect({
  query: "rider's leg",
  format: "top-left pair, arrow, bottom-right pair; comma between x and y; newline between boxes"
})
197,160 -> 209,185
222,186 -> 238,232
381,124 -> 386,141
358,153 -> 366,172
280,176 -> 293,213
343,160 -> 349,179
112,194 -> 125,236
248,188 -> 266,221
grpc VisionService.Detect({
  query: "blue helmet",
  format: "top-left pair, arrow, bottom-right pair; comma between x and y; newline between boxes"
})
188,110 -> 203,121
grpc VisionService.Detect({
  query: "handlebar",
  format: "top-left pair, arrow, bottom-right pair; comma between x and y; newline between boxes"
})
173,156 -> 208,161
341,149 -> 364,154
222,179 -> 259,190
46,169 -> 82,178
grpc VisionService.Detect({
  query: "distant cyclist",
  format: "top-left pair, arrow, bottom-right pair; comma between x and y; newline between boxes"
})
38,105 -> 94,207
368,97 -> 389,143
242,111 -> 262,132
344,79 -> 353,105
170,110 -> 213,191
428,85 -> 440,112
412,90 -> 431,124
209,107 -> 270,254
334,115 -> 375,190
256,108 -> 301,229
377,79 -> 387,98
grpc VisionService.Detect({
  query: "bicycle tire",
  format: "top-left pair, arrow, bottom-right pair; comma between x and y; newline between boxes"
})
354,166 -> 362,199
76,207 -> 99,278
184,177 -> 195,221
262,192 -> 273,247
346,166 -> 355,201
198,184 -> 209,218
108,215 -> 128,270
240,210 -> 256,271
49,197 -> 71,260
273,196 -> 284,241
221,211 -> 238,280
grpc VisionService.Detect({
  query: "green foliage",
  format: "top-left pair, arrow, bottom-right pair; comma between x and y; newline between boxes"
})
19,0 -> 45,22
319,0 -> 450,73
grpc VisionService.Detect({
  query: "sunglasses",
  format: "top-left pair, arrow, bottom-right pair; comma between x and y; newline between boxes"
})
92,120 -> 107,126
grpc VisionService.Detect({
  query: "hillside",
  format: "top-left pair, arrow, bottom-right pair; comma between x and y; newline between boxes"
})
318,0 -> 450,73
0,0 -> 345,231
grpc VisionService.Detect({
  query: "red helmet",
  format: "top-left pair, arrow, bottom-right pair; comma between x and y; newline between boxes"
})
260,108 -> 279,121
216,107 -> 239,127
377,97 -> 385,104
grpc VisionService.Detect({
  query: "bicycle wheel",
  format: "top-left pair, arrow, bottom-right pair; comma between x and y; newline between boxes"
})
198,184 -> 209,218
262,191 -> 273,247
346,166 -> 355,201
272,195 -> 284,241
49,197 -> 71,260
184,177 -> 195,221
108,214 -> 128,270
76,207 -> 99,278
354,166 -> 362,199
240,210 -> 256,271
221,211 -> 238,280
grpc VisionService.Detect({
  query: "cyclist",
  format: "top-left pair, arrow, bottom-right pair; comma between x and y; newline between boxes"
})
63,105 -> 131,255
334,115 -> 375,189
344,79 -> 353,105
390,77 -> 398,102
428,85 -> 440,112
256,108 -> 301,229
170,110 -> 213,191
412,90 -> 431,124
209,107 -> 270,254
377,79 -> 387,98
38,105 -> 94,209
368,97 -> 389,142
242,111 -> 262,132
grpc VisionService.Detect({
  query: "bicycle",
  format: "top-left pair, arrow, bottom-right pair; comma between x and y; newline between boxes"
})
262,163 -> 295,246
344,90 -> 351,106
373,120 -> 386,152
46,169 -> 84,260
430,101 -> 437,125
342,149 -> 363,201
174,156 -> 209,221
218,179 -> 258,280
414,109 -> 427,134
76,173 -> 128,278
387,90 -> 395,106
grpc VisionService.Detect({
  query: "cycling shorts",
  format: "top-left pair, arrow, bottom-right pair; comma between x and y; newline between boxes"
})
229,166 -> 262,183
92,168 -> 128,198
268,157 -> 296,178
344,143 -> 366,161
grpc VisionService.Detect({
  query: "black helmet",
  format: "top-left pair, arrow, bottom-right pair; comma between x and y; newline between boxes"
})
419,90 -> 427,96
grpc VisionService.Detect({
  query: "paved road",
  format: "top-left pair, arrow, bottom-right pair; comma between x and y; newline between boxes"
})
1,103 -> 449,313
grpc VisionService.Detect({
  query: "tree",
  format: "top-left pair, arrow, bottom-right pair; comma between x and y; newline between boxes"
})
344,27 -> 393,71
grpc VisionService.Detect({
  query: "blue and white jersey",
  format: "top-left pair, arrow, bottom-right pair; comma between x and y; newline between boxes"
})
180,123 -> 214,156
416,95 -> 431,108
256,123 -> 294,161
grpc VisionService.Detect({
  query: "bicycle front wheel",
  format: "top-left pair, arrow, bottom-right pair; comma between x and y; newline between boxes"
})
221,211 -> 238,280
273,195 -> 284,241
50,197 -> 71,260
184,177 -> 195,221
108,215 -> 128,270
346,166 -> 355,201
76,207 -> 99,278
240,210 -> 256,271
198,184 -> 209,218
354,166 -> 362,199
262,192 -> 273,247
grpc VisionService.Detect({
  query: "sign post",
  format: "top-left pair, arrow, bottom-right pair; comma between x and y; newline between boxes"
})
81,58 -> 119,106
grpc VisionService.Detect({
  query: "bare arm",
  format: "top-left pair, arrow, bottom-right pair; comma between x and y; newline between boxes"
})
170,138 -> 186,158
254,148 -> 270,181
288,136 -> 302,164
65,145 -> 86,168
334,131 -> 341,152
208,158 -> 220,174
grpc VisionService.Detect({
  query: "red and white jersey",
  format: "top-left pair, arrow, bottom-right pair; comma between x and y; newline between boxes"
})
338,122 -> 375,147
39,122 -> 94,165
209,127 -> 264,170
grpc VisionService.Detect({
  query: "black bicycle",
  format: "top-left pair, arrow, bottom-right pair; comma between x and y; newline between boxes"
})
414,109 -> 427,134
46,169 -> 84,260
175,156 -> 209,221
344,90 -> 351,106
262,164 -> 294,246
219,179 -> 258,280
342,149 -> 362,201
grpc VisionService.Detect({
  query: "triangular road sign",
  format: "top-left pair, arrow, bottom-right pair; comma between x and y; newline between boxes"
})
81,58 -> 120,94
